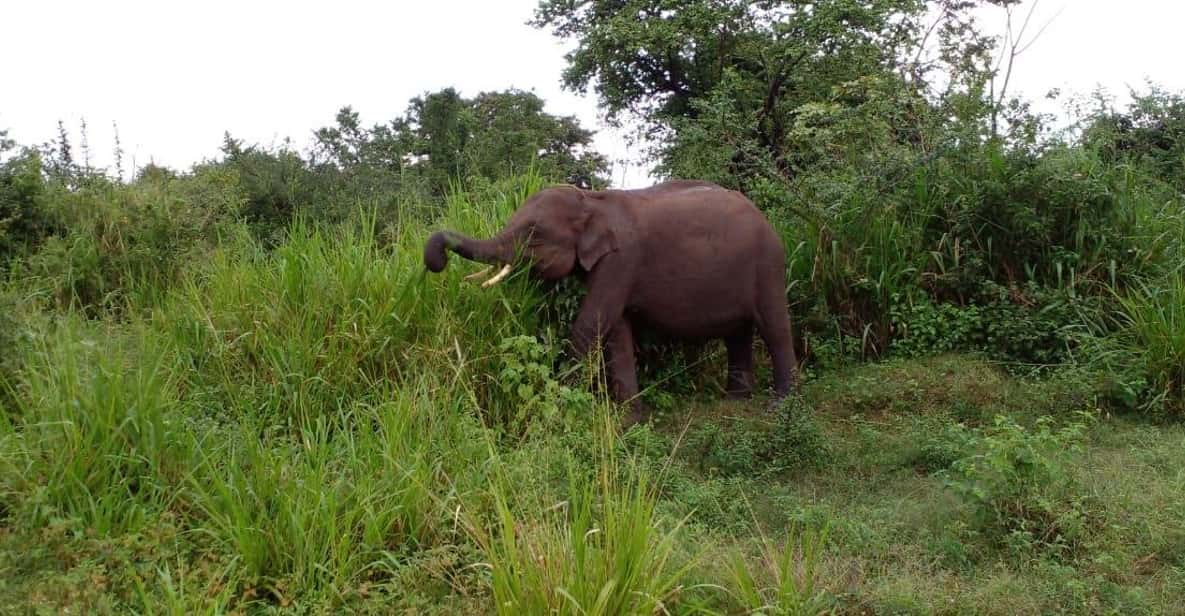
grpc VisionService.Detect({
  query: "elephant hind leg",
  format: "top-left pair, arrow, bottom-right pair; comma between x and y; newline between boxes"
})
724,324 -> 755,398
754,287 -> 799,398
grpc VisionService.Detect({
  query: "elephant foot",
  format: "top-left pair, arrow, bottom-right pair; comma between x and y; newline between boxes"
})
726,388 -> 754,400
766,389 -> 807,413
621,403 -> 652,431
765,391 -> 792,412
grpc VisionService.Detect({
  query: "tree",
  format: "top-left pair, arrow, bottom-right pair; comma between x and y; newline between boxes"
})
310,106 -> 412,205
401,88 -> 475,194
0,128 -> 13,161
0,137 -> 55,264
217,132 -> 313,240
463,89 -> 608,188
312,88 -> 609,197
533,1 -> 929,127
42,120 -> 77,185
312,106 -> 407,176
531,0 -> 1023,188
1081,85 -> 1185,191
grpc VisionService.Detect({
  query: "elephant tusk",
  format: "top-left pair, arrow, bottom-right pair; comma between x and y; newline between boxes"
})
463,266 -> 493,283
481,264 -> 513,288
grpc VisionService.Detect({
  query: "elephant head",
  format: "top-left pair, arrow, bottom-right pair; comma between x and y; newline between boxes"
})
423,186 -> 618,284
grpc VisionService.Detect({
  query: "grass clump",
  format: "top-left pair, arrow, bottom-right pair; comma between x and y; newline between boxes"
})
2,318 -> 190,536
726,525 -> 834,615
185,385 -> 469,603
469,419 -> 695,616
1111,275 -> 1185,412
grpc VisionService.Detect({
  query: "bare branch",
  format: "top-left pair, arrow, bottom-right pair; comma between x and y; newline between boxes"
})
990,1 -> 1065,137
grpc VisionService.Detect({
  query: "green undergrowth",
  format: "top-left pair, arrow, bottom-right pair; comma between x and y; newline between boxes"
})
3,200 -> 1184,613
629,355 -> 1185,614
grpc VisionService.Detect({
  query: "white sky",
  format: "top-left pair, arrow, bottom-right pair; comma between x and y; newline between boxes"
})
3,0 -> 1183,187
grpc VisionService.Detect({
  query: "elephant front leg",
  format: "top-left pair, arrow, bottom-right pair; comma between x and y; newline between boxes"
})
568,278 -> 644,426
568,272 -> 628,362
604,318 -> 647,427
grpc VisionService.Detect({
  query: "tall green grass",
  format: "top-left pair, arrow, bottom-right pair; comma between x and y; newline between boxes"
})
1115,275 -> 1185,410
468,417 -> 698,615
0,171 -> 662,609
727,525 -> 833,615
185,383 -> 482,600
154,175 -> 553,428
2,318 -> 189,534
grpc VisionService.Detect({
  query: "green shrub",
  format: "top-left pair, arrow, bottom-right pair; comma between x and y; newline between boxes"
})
943,413 -> 1097,555
889,282 -> 1092,367
493,334 -> 597,433
768,396 -> 831,470
0,149 -> 58,266
903,420 -> 976,475
767,131 -> 1163,362
214,138 -> 319,244
685,421 -> 764,477
686,397 -> 829,477
889,297 -> 989,358
22,176 -> 239,315
1083,86 -> 1185,193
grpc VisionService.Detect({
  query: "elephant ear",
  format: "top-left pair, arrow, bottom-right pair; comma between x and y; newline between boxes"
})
576,202 -> 618,272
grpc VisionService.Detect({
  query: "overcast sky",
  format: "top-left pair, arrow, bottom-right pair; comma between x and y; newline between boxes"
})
3,0 -> 1182,187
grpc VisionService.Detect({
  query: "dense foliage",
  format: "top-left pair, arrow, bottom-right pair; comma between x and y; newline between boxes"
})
2,1 -> 1185,612
532,0 -> 1184,399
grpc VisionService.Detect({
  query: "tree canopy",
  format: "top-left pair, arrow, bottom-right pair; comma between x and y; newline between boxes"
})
311,88 -> 609,197
532,0 -> 1022,188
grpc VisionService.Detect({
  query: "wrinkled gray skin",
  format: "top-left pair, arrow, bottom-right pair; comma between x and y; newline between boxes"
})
424,180 -> 799,426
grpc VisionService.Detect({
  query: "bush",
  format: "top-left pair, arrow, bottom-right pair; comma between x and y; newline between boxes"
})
768,396 -> 831,469
493,334 -> 597,434
686,397 -> 829,477
0,149 -> 58,266
943,413 -> 1098,555
890,282 -> 1093,367
214,140 -> 320,244
21,174 -> 240,315
1083,86 -> 1185,193
769,131 -> 1162,362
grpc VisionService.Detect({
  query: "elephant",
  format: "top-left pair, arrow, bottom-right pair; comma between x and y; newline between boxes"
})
423,179 -> 800,425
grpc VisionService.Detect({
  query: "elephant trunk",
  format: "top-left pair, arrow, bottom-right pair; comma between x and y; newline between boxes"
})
424,230 -> 515,273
